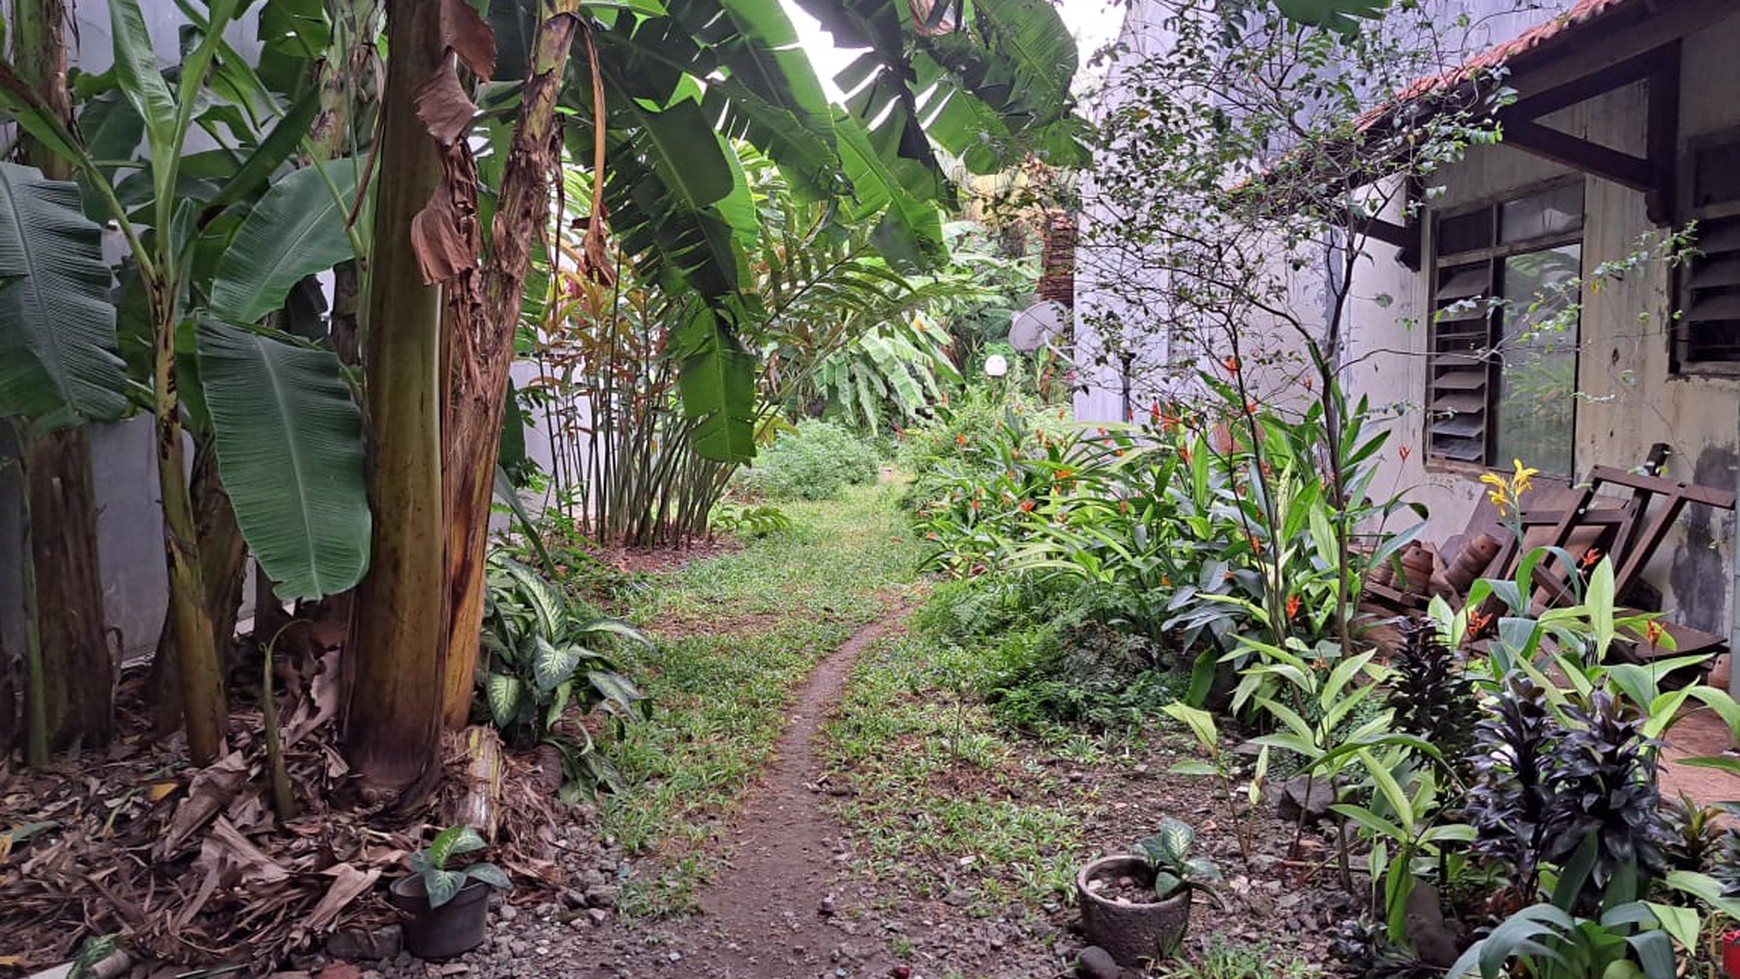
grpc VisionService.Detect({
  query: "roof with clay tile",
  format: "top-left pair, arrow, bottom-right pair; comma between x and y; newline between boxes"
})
1359,0 -> 1647,132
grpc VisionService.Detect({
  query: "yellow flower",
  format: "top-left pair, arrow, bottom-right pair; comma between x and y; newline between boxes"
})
1510,459 -> 1539,496
1480,460 -> 1539,517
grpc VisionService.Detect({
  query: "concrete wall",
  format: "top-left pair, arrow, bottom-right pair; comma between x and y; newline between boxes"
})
1345,14 -> 1740,634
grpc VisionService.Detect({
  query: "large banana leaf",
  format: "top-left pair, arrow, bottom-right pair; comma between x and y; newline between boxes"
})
593,84 -> 743,296
195,320 -> 370,600
208,162 -> 363,324
918,0 -> 1076,134
0,162 -> 129,421
677,303 -> 757,462
833,109 -> 945,272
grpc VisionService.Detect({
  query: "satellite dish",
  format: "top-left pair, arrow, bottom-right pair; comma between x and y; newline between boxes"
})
1009,301 -> 1067,352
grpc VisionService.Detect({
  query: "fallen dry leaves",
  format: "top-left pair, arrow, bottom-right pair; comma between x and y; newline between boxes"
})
0,642 -> 564,977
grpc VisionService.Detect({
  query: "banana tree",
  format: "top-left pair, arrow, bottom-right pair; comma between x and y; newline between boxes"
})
2,0 -> 124,761
1,0 -> 372,766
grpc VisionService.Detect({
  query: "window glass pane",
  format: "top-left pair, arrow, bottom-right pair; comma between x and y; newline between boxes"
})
1437,209 -> 1492,255
1495,244 -> 1581,477
1500,183 -> 1583,243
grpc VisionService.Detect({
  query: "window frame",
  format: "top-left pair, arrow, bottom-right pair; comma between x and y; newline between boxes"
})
1424,176 -> 1586,474
1671,124 -> 1740,377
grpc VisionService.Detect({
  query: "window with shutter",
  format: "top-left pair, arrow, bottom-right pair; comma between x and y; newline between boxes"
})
1674,138 -> 1740,371
1425,181 -> 1584,475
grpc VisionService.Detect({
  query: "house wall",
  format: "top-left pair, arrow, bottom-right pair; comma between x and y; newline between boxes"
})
1345,14 -> 1740,635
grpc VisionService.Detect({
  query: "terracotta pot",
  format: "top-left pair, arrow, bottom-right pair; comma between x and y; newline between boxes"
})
1075,855 -> 1192,966
389,875 -> 491,960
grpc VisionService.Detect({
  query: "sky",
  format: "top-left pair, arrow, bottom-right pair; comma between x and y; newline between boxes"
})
782,0 -> 1129,102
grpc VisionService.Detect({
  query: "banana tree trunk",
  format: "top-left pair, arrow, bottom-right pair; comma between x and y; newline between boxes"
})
342,0 -> 449,799
24,428 -> 114,750
439,0 -> 584,728
192,445 -> 249,664
146,441 -> 249,733
0,629 -> 14,756
15,0 -> 114,754
152,286 -> 229,766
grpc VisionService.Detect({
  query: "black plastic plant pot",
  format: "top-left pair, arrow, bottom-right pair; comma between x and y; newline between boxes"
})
1076,855 -> 1192,966
389,875 -> 491,960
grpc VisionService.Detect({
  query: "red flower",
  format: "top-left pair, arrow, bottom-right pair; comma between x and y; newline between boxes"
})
1018,499 -> 1036,513
1286,594 -> 1302,620
1249,535 -> 1262,554
1223,355 -> 1240,374
1580,547 -> 1602,569
1644,619 -> 1665,646
955,434 -> 967,447
1398,445 -> 1412,462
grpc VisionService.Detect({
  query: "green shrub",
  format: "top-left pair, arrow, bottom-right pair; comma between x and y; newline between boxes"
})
982,622 -> 1185,732
734,420 -> 879,501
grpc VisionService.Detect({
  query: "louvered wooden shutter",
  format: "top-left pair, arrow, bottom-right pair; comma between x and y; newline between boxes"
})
1428,260 -> 1492,462
1679,211 -> 1740,364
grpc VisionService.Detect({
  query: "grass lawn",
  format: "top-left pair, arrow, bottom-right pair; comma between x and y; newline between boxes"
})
598,479 -> 924,917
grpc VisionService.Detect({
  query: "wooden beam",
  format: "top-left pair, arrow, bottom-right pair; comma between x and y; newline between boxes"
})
1337,203 -> 1421,270
1502,0 -> 1731,99
1507,44 -> 1671,121
1499,117 -> 1656,192
1646,43 -> 1681,225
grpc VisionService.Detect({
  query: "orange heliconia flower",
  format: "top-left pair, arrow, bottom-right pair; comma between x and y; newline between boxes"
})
1286,594 -> 1302,620
955,434 -> 967,447
1019,499 -> 1036,513
1249,535 -> 1263,554
1580,547 -> 1602,569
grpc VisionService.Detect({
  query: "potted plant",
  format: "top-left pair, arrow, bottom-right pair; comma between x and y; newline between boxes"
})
389,825 -> 512,959
1076,818 -> 1222,966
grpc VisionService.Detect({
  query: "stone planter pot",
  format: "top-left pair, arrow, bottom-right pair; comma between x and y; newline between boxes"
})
388,875 -> 491,960
1076,855 -> 1192,966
